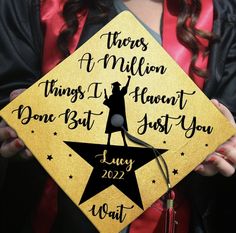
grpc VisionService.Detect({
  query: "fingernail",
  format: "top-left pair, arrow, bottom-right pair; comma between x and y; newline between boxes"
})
15,139 -> 24,148
9,130 -> 17,138
11,90 -> 20,96
195,164 -> 204,171
25,149 -> 32,158
206,156 -> 217,163
212,99 -> 220,107
216,148 -> 225,154
10,90 -> 22,100
10,92 -> 17,100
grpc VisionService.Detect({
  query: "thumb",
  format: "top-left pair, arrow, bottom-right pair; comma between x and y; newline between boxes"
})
211,99 -> 235,126
10,89 -> 26,101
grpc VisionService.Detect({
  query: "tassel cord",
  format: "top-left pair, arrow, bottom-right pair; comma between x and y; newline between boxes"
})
121,126 -> 172,192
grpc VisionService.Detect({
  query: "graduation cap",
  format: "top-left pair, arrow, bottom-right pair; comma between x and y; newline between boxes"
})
111,81 -> 121,87
0,11 -> 235,233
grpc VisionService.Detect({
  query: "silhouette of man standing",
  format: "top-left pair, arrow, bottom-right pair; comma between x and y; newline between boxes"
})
103,76 -> 131,146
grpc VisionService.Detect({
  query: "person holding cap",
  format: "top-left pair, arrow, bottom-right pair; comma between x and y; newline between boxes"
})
0,0 -> 236,233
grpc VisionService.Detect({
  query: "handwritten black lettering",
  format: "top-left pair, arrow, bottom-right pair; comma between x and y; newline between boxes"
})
98,54 -> 167,76
130,87 -> 195,110
100,31 -> 148,51
12,105 -> 56,125
87,82 -> 103,99
176,115 -> 213,138
89,203 -> 134,223
58,109 -> 103,130
78,53 -> 95,72
137,113 -> 181,135
38,79 -> 85,103
137,113 -> 213,138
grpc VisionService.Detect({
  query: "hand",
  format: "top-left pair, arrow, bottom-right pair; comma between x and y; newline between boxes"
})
195,99 -> 236,177
0,89 -> 33,159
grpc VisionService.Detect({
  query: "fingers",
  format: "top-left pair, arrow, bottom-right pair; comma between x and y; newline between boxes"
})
195,154 -> 235,177
0,120 -> 17,148
195,137 -> 236,177
217,144 -> 236,164
0,88 -> 31,160
211,99 -> 236,126
0,126 -> 17,142
0,119 -> 33,159
195,161 -> 218,176
0,138 -> 25,158
9,89 -> 26,101
19,148 -> 33,160
0,120 -> 7,127
0,138 -> 33,159
207,154 -> 235,177
195,152 -> 218,176
216,137 -> 236,164
198,99 -> 236,177
228,135 -> 236,147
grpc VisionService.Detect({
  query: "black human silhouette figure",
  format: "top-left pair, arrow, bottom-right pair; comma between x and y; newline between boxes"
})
103,76 -> 131,146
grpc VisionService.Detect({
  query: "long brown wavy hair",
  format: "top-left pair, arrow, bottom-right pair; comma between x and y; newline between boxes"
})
57,0 -> 214,79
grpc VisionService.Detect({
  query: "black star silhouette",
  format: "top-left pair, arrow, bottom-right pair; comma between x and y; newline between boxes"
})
69,175 -> 73,179
64,142 -> 167,209
53,132 -> 57,136
152,180 -> 156,184
47,155 -> 53,161
181,152 -> 185,156
172,169 -> 178,175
